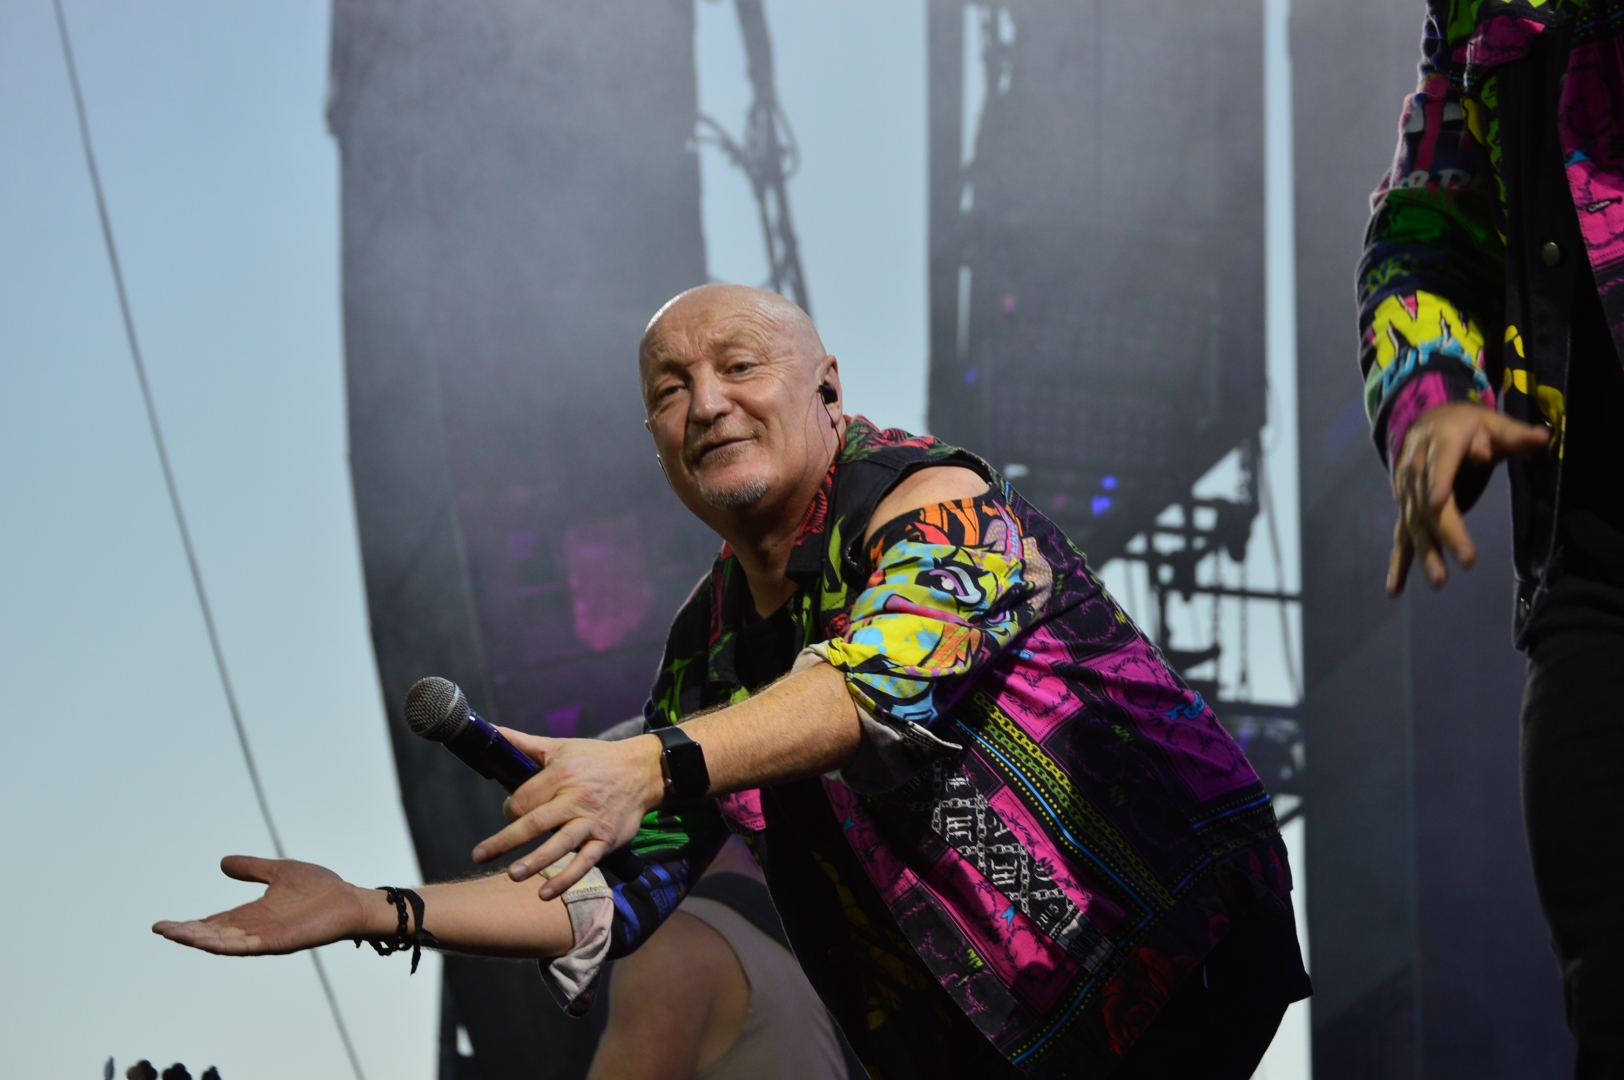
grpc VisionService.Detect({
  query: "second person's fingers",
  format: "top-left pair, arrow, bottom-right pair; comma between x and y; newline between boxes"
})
1388,517 -> 1415,595
1482,410 -> 1553,455
1402,496 -> 1448,588
1424,421 -> 1471,511
1433,495 -> 1477,569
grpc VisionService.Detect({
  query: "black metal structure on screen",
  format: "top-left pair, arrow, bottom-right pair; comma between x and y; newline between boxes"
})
329,1 -> 807,1074
925,1 -> 1298,781
329,2 -> 715,1075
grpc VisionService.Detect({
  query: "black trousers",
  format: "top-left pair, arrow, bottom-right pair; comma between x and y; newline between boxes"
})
1523,573 -> 1624,1079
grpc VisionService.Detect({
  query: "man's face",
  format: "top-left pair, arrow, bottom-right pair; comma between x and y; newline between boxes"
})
641,288 -> 838,525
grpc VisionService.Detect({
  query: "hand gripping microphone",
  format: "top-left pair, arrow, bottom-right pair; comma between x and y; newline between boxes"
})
404,677 -> 539,793
404,676 -> 647,885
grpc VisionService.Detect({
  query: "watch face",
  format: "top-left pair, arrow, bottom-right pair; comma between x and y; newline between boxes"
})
665,739 -> 710,801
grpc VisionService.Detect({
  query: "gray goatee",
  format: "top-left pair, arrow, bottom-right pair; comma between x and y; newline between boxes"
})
697,474 -> 770,511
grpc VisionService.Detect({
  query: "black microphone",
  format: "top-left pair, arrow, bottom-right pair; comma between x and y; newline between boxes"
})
405,677 -> 539,793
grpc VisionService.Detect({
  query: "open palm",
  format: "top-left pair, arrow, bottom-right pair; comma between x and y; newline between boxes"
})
153,856 -> 369,956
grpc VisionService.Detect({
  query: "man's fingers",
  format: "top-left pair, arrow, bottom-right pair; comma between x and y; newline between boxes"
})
220,855 -> 277,884
496,728 -> 560,822
502,758 -> 566,823
513,820 -> 595,884
1434,495 -> 1477,569
474,802 -> 569,866
496,727 -> 556,766
538,839 -> 607,900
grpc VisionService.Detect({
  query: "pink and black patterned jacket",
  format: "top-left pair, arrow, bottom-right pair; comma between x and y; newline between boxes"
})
1358,0 -> 1624,640
541,419 -> 1300,1078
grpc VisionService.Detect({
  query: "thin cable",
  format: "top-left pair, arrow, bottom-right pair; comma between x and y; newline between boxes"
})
50,5 -> 367,1078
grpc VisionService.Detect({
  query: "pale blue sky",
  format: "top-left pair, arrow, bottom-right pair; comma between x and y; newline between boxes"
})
1,2 -> 437,1076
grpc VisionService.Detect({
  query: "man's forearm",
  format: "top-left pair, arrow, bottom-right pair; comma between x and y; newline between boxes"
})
484,661 -> 864,893
677,659 -> 861,799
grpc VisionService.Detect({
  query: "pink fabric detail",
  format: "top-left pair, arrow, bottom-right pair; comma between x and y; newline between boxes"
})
1462,15 -> 1545,70
1415,76 -> 1446,177
824,780 -> 923,906
1381,74 -> 1451,189
988,787 -> 1128,934
1384,370 -> 1453,466
880,595 -> 968,625
830,775 -> 1098,1015
717,788 -> 767,833
1561,41 -> 1624,270
985,624 -> 1083,743
915,843 -> 1083,1015
1090,642 -> 1251,803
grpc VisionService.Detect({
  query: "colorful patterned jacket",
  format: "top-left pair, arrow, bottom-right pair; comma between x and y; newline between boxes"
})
1358,0 -> 1624,639
542,419 -> 1297,1077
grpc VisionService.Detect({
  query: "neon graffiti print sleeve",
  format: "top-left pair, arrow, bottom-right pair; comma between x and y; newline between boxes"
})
1358,4 -> 1507,471
812,496 -> 1050,794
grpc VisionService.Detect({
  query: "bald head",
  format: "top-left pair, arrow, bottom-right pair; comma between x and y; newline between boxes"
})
638,284 -> 825,391
638,282 -> 845,529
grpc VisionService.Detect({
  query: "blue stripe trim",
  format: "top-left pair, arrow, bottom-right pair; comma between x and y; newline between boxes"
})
609,885 -> 642,943
955,719 -> 1148,912
1011,977 -> 1096,1063
1190,793 -> 1271,832
1578,7 -> 1624,34
1169,856 -> 1214,895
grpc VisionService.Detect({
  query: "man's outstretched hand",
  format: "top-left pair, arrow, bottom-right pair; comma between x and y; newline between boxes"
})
1389,402 -> 1549,595
153,856 -> 374,956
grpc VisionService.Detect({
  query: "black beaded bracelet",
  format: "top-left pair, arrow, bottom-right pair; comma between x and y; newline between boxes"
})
354,886 -> 437,974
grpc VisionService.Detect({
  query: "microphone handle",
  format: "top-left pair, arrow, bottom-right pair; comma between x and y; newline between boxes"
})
444,711 -> 541,793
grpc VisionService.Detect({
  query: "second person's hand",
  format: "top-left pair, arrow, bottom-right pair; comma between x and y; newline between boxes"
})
1388,401 -> 1549,595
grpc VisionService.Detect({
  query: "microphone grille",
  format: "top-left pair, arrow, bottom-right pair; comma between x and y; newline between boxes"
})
404,677 -> 469,742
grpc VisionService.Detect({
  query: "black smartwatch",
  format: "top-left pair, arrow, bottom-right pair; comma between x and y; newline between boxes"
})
653,724 -> 710,804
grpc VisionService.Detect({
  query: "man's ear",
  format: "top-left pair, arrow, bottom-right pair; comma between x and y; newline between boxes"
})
818,355 -> 841,395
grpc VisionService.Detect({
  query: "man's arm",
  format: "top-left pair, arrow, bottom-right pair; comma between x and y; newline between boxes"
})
585,911 -> 748,1080
482,661 -> 860,895
153,854 -> 573,960
481,465 -> 991,897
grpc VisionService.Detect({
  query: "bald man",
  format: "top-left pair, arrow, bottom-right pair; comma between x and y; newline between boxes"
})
157,285 -> 1309,1079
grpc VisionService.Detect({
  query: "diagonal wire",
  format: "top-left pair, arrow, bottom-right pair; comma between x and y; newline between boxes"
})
50,4 -> 367,1078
